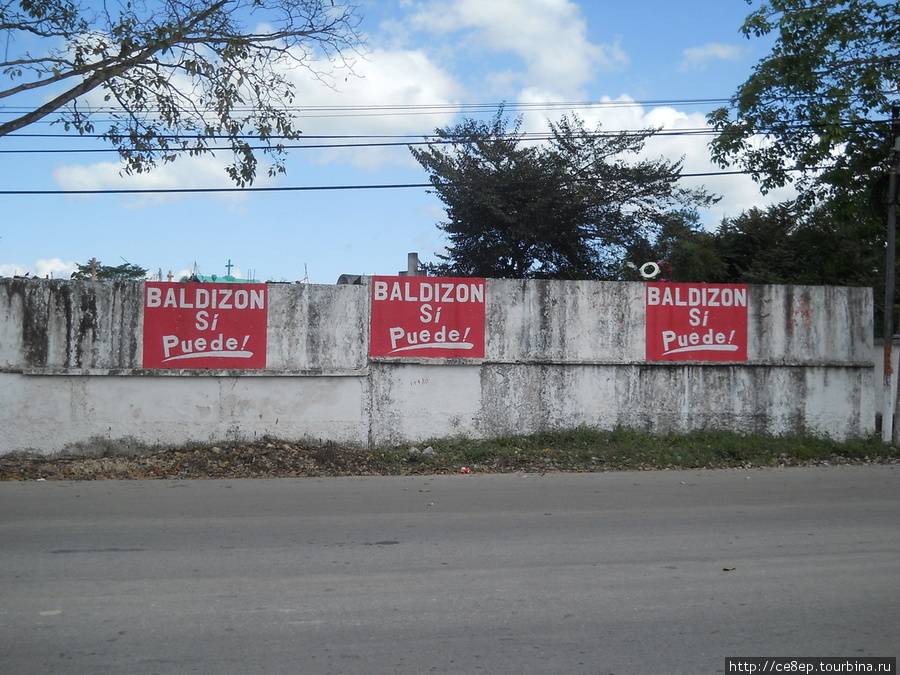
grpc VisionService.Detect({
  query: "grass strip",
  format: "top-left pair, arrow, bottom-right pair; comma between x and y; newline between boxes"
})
3,427 -> 895,480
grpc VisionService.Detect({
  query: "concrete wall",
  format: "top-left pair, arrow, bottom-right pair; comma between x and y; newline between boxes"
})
0,278 -> 874,455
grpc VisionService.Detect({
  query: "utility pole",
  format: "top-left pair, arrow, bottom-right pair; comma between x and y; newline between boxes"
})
883,107 -> 900,443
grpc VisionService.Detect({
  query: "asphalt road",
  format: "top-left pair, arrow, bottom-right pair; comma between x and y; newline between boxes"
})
1,466 -> 898,674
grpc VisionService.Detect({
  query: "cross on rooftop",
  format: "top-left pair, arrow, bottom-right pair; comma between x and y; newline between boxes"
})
225,259 -> 234,276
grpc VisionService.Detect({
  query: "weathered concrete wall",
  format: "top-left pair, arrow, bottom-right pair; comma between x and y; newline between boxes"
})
0,278 -> 874,455
264,283 -> 369,374
0,279 -> 143,371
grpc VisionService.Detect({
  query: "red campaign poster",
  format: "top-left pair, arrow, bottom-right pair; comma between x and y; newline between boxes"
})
370,276 -> 486,358
143,282 -> 268,369
645,283 -> 748,362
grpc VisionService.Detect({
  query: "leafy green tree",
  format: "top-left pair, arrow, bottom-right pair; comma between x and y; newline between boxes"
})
708,0 -> 900,198
411,109 -> 717,279
1,0 -> 363,185
787,199 -> 884,288
697,199 -> 882,288
71,259 -> 148,281
627,211 -> 727,283
712,203 -> 799,284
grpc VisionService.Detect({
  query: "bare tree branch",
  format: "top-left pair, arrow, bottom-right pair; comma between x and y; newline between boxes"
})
0,0 -> 365,184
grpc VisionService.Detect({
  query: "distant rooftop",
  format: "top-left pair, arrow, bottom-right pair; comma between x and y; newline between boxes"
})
179,259 -> 259,283
180,274 -> 260,284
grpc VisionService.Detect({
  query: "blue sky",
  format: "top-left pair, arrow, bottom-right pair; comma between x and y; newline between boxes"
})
0,0 -> 795,284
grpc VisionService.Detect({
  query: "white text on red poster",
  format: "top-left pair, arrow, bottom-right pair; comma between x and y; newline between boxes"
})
645,283 -> 748,361
370,277 -> 486,358
143,282 -> 268,369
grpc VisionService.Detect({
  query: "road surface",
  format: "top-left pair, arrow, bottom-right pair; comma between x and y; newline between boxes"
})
1,466 -> 898,674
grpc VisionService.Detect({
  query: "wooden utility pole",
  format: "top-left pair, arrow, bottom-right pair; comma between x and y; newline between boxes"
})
883,107 -> 900,443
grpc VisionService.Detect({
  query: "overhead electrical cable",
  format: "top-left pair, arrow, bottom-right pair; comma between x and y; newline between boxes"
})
0,97 -> 734,121
0,167 -> 825,196
0,95 -> 871,194
0,119 -> 881,155
0,128 -> 728,154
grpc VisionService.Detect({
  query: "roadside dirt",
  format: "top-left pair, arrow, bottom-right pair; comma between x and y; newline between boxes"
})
2,437 -> 896,481
0,441 -> 397,481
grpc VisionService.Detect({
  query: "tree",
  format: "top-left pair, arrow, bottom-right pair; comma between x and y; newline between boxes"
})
708,0 -> 900,198
628,211 -> 727,283
788,202 -> 883,287
410,109 -> 717,279
688,200 -> 883,288
1,0 -> 363,185
712,203 -> 801,284
71,258 -> 148,280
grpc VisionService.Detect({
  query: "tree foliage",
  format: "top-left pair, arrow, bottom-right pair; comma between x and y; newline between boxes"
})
712,203 -> 801,284
644,199 -> 883,289
1,0 -> 364,185
410,109 -> 717,279
708,0 -> 900,197
624,211 -> 726,283
70,259 -> 148,280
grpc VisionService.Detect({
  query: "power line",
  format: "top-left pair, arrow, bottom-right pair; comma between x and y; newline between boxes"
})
0,128 -> 726,155
0,97 -> 733,121
0,95 -> 737,153
1,117 -> 883,156
0,117 -> 885,157
0,169 -> 804,196
0,183 -> 432,195
0,94 -> 853,194
0,92 -> 888,164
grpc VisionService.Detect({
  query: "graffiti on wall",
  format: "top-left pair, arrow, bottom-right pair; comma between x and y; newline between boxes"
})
143,282 -> 268,368
645,283 -> 748,361
370,277 -> 486,358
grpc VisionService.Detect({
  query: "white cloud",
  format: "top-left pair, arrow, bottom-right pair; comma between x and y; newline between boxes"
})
510,92 -> 797,230
516,91 -> 656,137
407,0 -> 625,94
638,104 -> 797,227
50,153 -> 276,206
46,42 -> 464,192
0,258 -> 78,279
282,47 -> 464,168
679,43 -> 745,72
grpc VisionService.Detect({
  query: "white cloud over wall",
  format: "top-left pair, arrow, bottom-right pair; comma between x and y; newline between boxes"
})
0,258 -> 78,279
